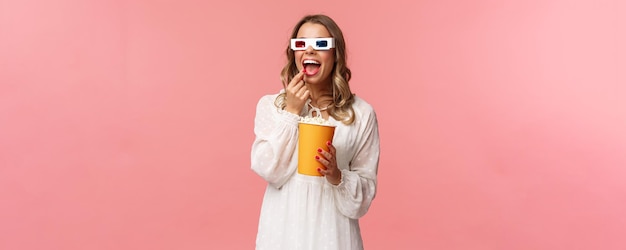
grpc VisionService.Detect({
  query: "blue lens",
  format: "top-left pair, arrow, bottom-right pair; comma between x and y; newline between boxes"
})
316,40 -> 328,48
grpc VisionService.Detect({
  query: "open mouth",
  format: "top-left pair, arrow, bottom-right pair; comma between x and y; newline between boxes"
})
303,59 -> 321,76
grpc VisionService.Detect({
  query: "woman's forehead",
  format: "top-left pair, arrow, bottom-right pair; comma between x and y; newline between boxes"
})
296,23 -> 331,38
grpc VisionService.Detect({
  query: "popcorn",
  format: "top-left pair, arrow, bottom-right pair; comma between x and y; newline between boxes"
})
300,115 -> 333,126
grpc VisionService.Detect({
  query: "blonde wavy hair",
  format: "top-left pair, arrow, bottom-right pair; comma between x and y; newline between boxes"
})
275,14 -> 355,125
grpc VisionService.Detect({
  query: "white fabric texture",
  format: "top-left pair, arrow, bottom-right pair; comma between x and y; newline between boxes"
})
251,91 -> 380,250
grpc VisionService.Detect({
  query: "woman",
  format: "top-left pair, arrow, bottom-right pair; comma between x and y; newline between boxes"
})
251,14 -> 380,250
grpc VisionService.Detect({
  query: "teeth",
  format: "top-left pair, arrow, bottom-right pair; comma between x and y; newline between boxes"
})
303,59 -> 320,65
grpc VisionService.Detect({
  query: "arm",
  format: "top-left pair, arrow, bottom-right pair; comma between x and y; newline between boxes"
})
250,95 -> 300,189
332,106 -> 380,219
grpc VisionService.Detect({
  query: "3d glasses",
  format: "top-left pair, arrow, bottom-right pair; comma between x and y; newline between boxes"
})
290,38 -> 335,51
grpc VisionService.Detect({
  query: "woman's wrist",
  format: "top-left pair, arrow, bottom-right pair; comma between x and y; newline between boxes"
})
327,170 -> 342,186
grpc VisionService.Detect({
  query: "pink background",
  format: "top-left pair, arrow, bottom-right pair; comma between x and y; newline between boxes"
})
1,0 -> 624,249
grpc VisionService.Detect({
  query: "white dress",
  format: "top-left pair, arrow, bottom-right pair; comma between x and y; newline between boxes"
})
251,91 -> 380,250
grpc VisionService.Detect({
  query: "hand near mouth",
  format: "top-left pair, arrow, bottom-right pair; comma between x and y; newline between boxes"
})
284,69 -> 310,115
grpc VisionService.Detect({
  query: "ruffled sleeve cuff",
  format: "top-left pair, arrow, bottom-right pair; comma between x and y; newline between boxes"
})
276,107 -> 301,126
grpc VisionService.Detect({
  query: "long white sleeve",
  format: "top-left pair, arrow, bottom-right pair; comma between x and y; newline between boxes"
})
250,94 -> 301,189
331,101 -> 380,219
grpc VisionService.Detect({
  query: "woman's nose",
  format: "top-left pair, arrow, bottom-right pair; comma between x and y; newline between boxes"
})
304,45 -> 316,54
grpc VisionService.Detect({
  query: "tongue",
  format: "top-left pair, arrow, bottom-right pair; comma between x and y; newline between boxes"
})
305,64 -> 320,75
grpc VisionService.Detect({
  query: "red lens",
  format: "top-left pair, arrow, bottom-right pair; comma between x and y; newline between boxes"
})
295,41 -> 305,48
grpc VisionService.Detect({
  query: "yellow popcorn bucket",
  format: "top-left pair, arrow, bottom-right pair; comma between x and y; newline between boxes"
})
298,122 -> 336,176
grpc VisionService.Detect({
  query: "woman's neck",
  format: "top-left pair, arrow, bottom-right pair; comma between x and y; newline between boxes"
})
306,82 -> 333,108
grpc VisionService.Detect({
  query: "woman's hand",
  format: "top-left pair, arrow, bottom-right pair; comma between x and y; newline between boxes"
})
284,69 -> 309,115
316,141 -> 342,185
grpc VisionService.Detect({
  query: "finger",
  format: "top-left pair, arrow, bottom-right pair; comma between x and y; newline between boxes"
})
295,91 -> 309,101
288,79 -> 306,95
302,89 -> 310,100
317,148 -> 333,163
287,83 -> 304,100
315,155 -> 329,167
287,79 -> 302,92
326,141 -> 336,155
288,70 -> 306,86
296,85 -> 309,99
318,167 -> 328,176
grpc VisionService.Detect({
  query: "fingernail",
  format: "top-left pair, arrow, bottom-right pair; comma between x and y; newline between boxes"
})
317,168 -> 321,172
326,141 -> 331,145
315,155 -> 320,160
317,148 -> 322,153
